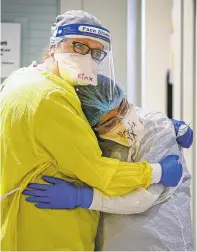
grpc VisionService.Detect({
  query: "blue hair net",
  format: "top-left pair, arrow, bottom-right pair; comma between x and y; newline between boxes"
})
75,75 -> 125,127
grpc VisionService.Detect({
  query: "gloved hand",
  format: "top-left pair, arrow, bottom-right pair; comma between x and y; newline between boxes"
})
23,176 -> 93,209
159,155 -> 182,187
171,119 -> 193,148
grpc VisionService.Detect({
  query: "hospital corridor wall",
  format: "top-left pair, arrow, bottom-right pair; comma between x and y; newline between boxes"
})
1,0 -> 59,68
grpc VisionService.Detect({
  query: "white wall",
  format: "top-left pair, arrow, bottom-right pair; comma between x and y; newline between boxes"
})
60,0 -> 128,90
172,0 -> 196,175
182,0 -> 195,177
141,0 -> 172,113
127,0 -> 142,106
172,0 -> 196,247
60,0 -> 81,11
172,0 -> 182,119
1,0 -> 59,67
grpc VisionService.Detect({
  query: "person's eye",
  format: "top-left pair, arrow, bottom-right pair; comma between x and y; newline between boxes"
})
120,107 -> 127,116
106,119 -> 119,129
93,50 -> 103,58
75,43 -> 85,50
106,121 -> 114,128
95,50 -> 102,56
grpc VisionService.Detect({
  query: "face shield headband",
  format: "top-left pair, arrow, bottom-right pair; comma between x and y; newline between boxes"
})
53,23 -> 111,50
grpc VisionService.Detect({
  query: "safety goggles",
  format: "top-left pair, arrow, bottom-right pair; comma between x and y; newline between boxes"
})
94,98 -> 130,135
72,41 -> 107,61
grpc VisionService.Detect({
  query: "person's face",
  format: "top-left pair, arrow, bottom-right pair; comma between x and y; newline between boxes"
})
46,37 -> 106,79
94,98 -> 129,135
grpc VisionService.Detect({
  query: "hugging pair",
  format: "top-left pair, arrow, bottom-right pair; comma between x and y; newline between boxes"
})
24,74 -> 193,251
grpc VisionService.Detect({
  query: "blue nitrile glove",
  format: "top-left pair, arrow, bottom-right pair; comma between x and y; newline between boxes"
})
171,119 -> 193,148
159,155 -> 182,187
23,176 -> 93,209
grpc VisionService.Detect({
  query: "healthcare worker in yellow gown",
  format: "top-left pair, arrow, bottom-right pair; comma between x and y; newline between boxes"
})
0,10 -> 182,251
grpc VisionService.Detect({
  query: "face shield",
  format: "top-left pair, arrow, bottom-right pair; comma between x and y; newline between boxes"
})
54,23 -> 116,99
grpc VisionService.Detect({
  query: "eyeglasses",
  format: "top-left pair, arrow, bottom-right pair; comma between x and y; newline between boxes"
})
72,41 -> 107,61
94,98 -> 130,135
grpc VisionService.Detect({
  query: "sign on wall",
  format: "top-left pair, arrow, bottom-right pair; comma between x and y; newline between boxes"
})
1,23 -> 21,78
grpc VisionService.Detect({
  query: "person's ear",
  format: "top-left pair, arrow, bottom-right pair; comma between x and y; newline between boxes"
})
49,46 -> 55,58
44,54 -> 60,77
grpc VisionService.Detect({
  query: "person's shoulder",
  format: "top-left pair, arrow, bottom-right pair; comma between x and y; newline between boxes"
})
2,66 -> 83,119
2,67 -> 66,100
10,67 -> 57,91
1,67 -> 66,116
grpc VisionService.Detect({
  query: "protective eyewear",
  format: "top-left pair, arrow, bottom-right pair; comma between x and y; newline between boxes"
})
94,98 -> 130,135
72,41 -> 107,61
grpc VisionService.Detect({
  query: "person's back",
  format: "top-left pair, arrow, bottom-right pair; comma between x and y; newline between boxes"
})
1,66 -> 99,251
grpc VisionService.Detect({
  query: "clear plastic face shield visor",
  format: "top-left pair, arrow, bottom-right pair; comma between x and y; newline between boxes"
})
54,23 -> 116,100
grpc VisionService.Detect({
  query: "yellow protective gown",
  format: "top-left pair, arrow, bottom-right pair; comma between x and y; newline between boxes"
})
0,66 -> 152,251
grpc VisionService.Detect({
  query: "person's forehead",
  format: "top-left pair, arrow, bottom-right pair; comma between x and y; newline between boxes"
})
98,103 -> 121,125
67,37 -> 104,50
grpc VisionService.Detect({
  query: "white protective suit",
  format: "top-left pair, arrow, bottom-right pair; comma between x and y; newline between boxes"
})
90,107 -> 193,251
